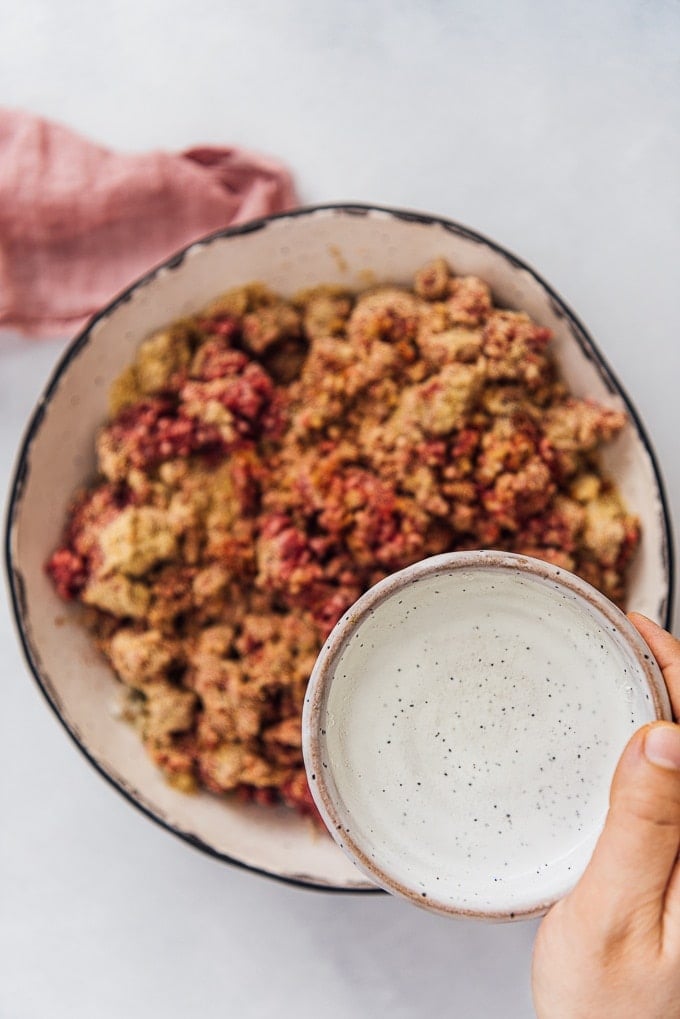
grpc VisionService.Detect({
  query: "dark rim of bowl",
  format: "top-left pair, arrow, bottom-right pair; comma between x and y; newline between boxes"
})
4,202 -> 676,894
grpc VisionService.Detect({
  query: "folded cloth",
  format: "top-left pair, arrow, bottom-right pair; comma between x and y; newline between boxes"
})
0,108 -> 298,337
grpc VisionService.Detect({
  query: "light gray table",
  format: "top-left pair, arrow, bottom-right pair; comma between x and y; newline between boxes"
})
2,2 -> 679,1016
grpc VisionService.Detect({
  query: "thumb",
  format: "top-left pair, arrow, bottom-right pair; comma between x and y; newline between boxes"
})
571,722 -> 680,925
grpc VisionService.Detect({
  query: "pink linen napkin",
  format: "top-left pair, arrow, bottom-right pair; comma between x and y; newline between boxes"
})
0,108 -> 298,338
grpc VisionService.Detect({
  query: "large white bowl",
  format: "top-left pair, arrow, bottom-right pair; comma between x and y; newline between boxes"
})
5,204 -> 675,891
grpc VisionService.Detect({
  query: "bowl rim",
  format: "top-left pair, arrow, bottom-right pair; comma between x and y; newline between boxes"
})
301,549 -> 671,919
4,201 -> 675,892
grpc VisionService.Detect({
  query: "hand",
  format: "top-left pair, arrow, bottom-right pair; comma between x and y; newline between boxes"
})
532,613 -> 680,1019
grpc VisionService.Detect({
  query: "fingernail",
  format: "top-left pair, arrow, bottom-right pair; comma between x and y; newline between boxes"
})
645,724 -> 680,771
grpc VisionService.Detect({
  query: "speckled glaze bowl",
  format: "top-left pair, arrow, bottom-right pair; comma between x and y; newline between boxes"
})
302,550 -> 672,919
5,204 -> 675,892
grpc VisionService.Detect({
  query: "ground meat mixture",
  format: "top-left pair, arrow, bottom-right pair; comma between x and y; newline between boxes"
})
47,260 -> 639,820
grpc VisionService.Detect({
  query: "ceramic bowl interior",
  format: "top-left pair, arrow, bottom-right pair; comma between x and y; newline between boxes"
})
302,549 -> 671,919
5,204 -> 674,890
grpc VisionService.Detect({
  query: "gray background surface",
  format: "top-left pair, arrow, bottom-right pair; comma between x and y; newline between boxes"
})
2,2 -> 679,1016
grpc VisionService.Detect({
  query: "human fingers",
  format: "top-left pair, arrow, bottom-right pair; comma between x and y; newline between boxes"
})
569,722 -> 680,933
629,613 -> 680,719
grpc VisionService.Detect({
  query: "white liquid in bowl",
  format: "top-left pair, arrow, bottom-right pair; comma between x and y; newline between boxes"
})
309,563 -> 663,916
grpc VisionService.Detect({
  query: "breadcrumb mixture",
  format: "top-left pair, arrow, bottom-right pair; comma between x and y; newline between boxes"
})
47,260 -> 639,819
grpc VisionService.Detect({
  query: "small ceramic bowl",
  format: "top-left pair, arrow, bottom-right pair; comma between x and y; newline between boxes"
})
302,550 -> 672,919
5,204 -> 674,891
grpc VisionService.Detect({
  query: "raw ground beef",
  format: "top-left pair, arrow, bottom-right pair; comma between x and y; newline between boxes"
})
47,260 -> 639,820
